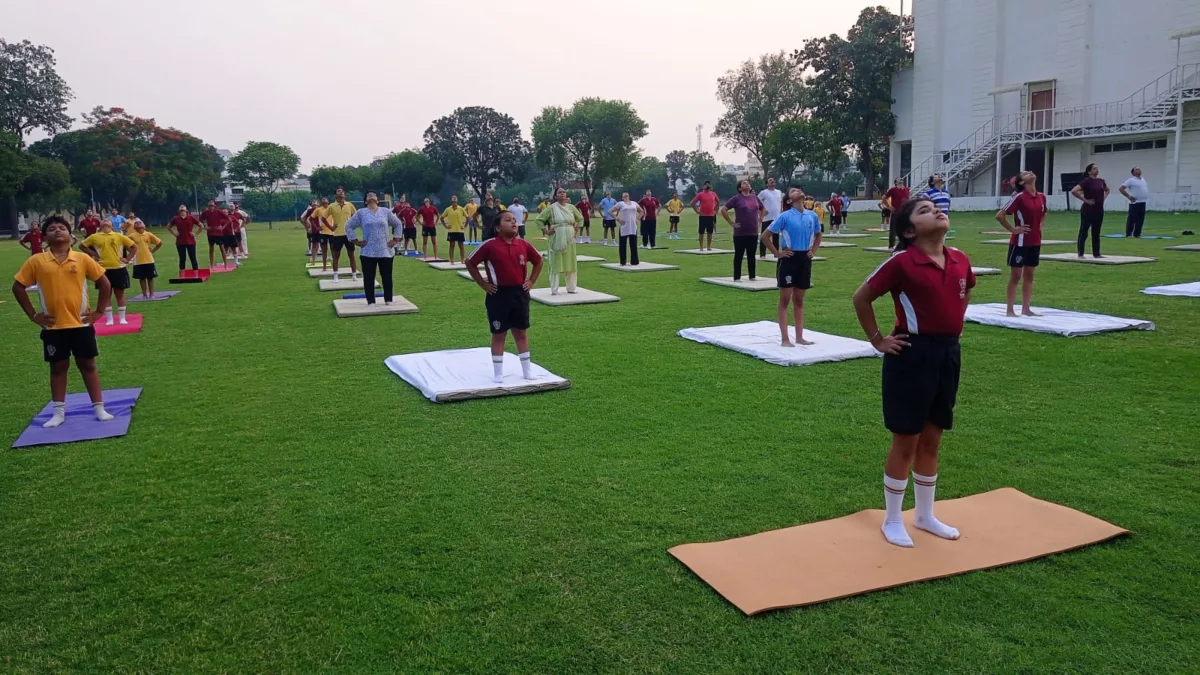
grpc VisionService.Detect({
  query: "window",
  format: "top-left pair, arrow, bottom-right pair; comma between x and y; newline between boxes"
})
232,187 -> 245,196
1155,139 -> 1168,149
1094,144 -> 1112,153
1133,140 -> 1154,150
1112,142 -> 1132,152
1093,139 -> 1167,154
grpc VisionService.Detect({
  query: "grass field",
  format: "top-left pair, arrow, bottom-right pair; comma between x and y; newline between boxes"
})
1,209 -> 1198,673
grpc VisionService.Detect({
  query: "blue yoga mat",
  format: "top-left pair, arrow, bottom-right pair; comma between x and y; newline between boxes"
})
343,293 -> 366,299
1103,234 -> 1176,239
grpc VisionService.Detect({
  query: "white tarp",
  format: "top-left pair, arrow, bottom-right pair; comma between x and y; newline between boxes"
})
678,321 -> 881,367
1041,253 -> 1157,265
1141,282 -> 1200,297
428,261 -> 468,270
964,303 -> 1154,336
600,262 -> 679,272
982,239 -> 1074,245
676,249 -> 734,255
319,278 -> 379,291
529,288 -> 619,305
1165,244 -> 1200,251
333,297 -> 419,317
814,241 -> 856,248
699,277 -> 777,292
972,267 -> 1001,276
822,233 -> 868,238
385,348 -> 571,402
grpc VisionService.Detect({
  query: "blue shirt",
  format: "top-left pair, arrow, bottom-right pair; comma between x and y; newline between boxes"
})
840,195 -> 851,210
344,206 -> 403,258
924,187 -> 951,214
110,215 -> 127,230
599,197 -> 617,219
768,207 -> 821,251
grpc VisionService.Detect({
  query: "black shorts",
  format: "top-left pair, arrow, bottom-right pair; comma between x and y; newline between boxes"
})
330,235 -> 351,253
776,253 -> 813,289
698,215 -> 716,234
448,232 -> 465,243
42,326 -> 98,363
403,227 -> 417,240
603,220 -> 616,229
1007,244 -> 1041,268
104,267 -> 130,290
207,234 -> 226,247
881,209 -> 892,219
581,220 -> 591,229
841,210 -> 849,221
517,225 -> 527,238
307,232 -> 322,244
224,234 -> 240,248
422,226 -> 437,237
882,335 -> 961,435
485,286 -> 530,334
831,214 -> 843,226
132,263 -> 158,280
669,216 -> 680,225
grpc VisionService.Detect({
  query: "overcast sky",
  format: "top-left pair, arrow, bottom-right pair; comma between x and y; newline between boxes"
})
6,0 -> 898,172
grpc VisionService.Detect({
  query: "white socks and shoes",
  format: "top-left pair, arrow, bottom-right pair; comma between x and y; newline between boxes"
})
881,472 -> 959,547
491,354 -> 504,383
332,273 -> 340,283
913,472 -> 960,540
882,474 -> 914,547
43,402 -> 67,428
104,307 -> 114,326
118,307 -> 127,325
518,351 -> 533,380
94,402 -> 114,421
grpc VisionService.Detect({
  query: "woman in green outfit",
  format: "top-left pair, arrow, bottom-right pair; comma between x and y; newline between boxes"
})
535,187 -> 583,295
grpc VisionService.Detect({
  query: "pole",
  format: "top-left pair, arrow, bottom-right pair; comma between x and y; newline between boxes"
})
1173,98 -> 1184,193
1019,142 -> 1026,174
1043,143 -> 1051,195
994,142 -> 1003,196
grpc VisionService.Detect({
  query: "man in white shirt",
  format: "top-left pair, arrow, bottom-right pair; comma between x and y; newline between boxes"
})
757,177 -> 783,259
507,197 -> 529,238
1119,167 -> 1150,238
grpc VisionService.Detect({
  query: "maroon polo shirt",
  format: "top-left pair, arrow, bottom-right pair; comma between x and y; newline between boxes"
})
1003,191 -> 1047,247
467,236 -> 543,287
866,245 -> 976,336
200,208 -> 230,236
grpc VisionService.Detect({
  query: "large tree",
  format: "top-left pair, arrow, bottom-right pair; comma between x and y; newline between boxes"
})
423,106 -> 530,198
795,6 -> 913,194
0,39 -> 74,235
31,107 -> 225,214
712,51 -> 807,180
685,151 -> 721,186
762,117 -> 847,180
664,150 -> 688,192
620,155 -> 670,200
531,98 -> 648,203
226,141 -> 300,227
376,150 -> 443,202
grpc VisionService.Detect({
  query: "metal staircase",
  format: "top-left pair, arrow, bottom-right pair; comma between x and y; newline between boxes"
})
902,62 -> 1200,189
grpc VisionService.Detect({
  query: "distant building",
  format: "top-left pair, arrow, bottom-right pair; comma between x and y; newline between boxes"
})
745,153 -> 764,179
215,149 -> 246,204
274,176 -> 311,193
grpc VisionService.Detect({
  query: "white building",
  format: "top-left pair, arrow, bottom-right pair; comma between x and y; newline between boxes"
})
273,176 -> 311,193
745,153 -> 764,178
889,0 -> 1200,210
215,148 -> 246,205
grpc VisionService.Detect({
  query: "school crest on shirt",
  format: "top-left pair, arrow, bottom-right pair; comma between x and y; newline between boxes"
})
492,320 -> 501,330
959,278 -> 967,298
518,254 -> 526,265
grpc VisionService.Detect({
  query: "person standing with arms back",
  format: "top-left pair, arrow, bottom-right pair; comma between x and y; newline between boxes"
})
575,192 -> 593,243
77,209 -> 102,238
840,192 -> 851,227
440,195 -> 469,263
761,185 -> 822,346
20,221 -> 43,255
478,195 -> 503,242
691,181 -> 719,251
598,191 -> 618,246
507,197 -> 529,239
416,197 -> 441,259
757,177 -> 782,258
664,192 -> 685,240
1119,166 -> 1149,238
80,219 -> 137,326
995,170 -> 1046,318
344,191 -> 404,306
610,192 -> 643,266
464,196 -> 480,244
199,200 -> 231,270
1071,163 -> 1109,258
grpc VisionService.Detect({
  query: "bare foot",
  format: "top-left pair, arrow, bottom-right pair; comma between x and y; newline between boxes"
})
1006,309 -> 1018,317
1021,309 -> 1041,317
780,339 -> 795,347
796,337 -> 814,346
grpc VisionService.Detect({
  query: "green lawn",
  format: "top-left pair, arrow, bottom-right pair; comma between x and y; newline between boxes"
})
1,211 -> 1198,673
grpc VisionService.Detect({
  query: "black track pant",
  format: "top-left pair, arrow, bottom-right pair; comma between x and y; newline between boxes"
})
619,234 -> 640,265
176,244 -> 198,270
759,222 -> 779,257
733,235 -> 758,280
1077,210 -> 1104,257
360,255 -> 394,304
641,220 -> 657,248
1125,203 -> 1146,238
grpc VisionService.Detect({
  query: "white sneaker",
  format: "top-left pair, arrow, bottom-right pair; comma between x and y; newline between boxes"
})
332,274 -> 340,283
384,301 -> 394,306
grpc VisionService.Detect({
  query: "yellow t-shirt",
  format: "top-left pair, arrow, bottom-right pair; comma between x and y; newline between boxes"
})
537,201 -> 550,212
127,231 -> 162,264
464,202 -> 478,220
313,207 -> 330,233
14,251 -> 106,330
666,199 -> 684,215
82,231 -> 136,269
496,202 -> 506,211
812,203 -> 826,223
441,206 -> 467,232
324,201 -> 357,236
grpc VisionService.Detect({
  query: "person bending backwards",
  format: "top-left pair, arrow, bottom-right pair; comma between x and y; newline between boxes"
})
852,196 -> 975,548
80,219 -> 137,326
761,185 -> 822,345
13,217 -> 116,428
465,211 -> 544,383
996,170 -> 1046,317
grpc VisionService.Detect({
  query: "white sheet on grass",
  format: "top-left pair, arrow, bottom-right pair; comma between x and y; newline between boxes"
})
428,261 -> 468,270
385,348 -> 571,402
1141,282 -> 1200,297
964,303 -> 1154,336
815,241 -> 856,248
676,248 -> 734,255
982,239 -> 1074,245
699,277 -> 777,291
972,267 -> 1001,276
1041,253 -> 1157,265
678,321 -> 881,366
822,233 -> 868,238
529,287 -> 619,305
1165,244 -> 1200,252
319,278 -> 379,291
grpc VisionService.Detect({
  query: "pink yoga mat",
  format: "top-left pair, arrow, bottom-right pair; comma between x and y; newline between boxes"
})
211,263 -> 238,273
94,314 -> 143,336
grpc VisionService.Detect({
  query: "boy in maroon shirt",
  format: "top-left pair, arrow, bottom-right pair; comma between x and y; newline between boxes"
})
853,196 -> 975,549
416,198 -> 440,259
574,194 -> 592,243
996,170 -> 1047,317
826,193 -> 844,233
465,211 -> 544,383
77,210 -> 102,238
20,221 -> 44,255
200,200 -> 232,269
394,199 -> 418,253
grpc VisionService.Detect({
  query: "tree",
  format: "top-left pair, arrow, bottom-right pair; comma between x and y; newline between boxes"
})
0,39 -> 74,235
762,117 -> 847,181
240,189 -> 314,223
30,107 -> 225,215
376,150 -> 443,200
619,156 -> 670,199
795,6 -> 913,195
531,98 -> 648,203
423,106 -> 530,198
309,165 -> 361,198
712,51 -> 807,180
225,141 -> 300,227
664,150 -> 688,191
685,151 -> 721,187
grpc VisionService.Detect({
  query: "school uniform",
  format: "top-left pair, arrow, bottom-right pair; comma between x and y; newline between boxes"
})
467,236 -> 543,334
14,251 -> 107,362
767,207 -> 821,289
1002,191 -> 1047,268
127,230 -> 162,279
866,246 -> 976,435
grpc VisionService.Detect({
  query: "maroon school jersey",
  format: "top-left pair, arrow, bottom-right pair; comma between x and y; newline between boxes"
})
866,246 -> 976,336
467,236 -> 543,286
1004,191 -> 1047,247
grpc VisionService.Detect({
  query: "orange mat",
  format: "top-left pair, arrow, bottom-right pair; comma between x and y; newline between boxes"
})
669,488 -> 1128,615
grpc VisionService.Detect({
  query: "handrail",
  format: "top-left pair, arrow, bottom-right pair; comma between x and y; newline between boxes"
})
900,62 -> 1200,186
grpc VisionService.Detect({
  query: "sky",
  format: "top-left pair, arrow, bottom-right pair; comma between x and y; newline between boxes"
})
5,0 -> 898,173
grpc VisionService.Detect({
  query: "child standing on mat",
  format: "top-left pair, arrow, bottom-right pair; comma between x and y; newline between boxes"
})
168,205 -> 202,272
465,211 -> 544,383
127,220 -> 164,299
417,198 -> 441,260
440,195 -> 468,264
761,185 -> 822,346
996,170 -> 1046,317
852,196 -> 976,548
81,219 -> 137,326
11,216 -> 115,428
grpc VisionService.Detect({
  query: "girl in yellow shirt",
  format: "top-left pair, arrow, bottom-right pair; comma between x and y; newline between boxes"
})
127,221 -> 164,299
665,193 -> 685,239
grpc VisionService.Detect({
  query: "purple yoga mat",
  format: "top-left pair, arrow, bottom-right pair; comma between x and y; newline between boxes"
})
12,387 -> 143,449
126,290 -> 181,302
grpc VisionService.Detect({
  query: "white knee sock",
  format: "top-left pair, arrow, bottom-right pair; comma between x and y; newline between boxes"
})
93,401 -> 113,421
43,401 -> 67,428
518,351 -> 533,379
491,354 -> 504,383
912,472 -> 959,540
882,474 -> 913,547
104,307 -> 114,325
118,306 -> 127,324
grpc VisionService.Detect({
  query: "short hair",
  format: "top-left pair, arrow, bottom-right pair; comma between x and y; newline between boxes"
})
43,215 -> 70,230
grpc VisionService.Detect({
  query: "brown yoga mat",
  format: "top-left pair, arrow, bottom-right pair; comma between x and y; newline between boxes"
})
669,488 -> 1128,615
